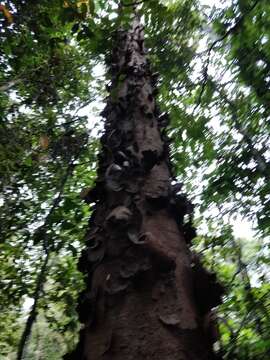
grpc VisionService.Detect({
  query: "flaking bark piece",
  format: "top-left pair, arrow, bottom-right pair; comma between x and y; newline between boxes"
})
158,112 -> 170,128
120,262 -> 139,279
183,222 -> 197,245
127,227 -> 140,244
126,144 -> 139,157
121,119 -> 134,134
106,206 -> 132,226
77,290 -> 97,324
104,275 -> 130,295
203,311 -> 220,345
107,129 -> 122,149
106,189 -> 132,209
115,151 -> 128,164
77,250 -> 89,273
125,182 -> 139,194
127,227 -> 147,245
105,163 -> 124,191
119,256 -> 152,279
80,186 -> 101,204
145,193 -> 169,209
80,187 -> 92,200
139,231 -> 176,270
106,163 -> 122,177
151,72 -> 159,87
77,239 -> 104,273
159,314 -> 181,327
142,149 -> 158,171
86,240 -> 105,264
171,182 -> 183,194
169,193 -> 194,224
143,164 -> 170,205
192,254 -> 225,315
123,160 -> 130,168
85,227 -> 100,243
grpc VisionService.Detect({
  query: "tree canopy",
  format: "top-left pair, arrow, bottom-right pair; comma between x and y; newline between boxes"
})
0,0 -> 269,359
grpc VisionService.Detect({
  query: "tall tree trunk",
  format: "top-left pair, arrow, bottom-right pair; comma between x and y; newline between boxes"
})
67,14 -> 223,360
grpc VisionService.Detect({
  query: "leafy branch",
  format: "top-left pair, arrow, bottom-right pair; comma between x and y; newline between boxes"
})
196,0 -> 261,108
16,251 -> 50,360
214,83 -> 270,181
16,151 -> 82,360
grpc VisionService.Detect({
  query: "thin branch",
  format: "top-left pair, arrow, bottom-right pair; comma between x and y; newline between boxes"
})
0,78 -> 23,92
214,83 -> 270,181
0,64 -> 45,93
195,0 -> 261,109
16,251 -> 49,360
232,239 -> 269,335
16,152 -> 81,360
227,267 -> 242,287
218,316 -> 236,338
120,0 -> 146,7
224,311 -> 251,359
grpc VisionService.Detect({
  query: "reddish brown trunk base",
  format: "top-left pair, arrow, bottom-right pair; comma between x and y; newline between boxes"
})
66,15 -> 223,360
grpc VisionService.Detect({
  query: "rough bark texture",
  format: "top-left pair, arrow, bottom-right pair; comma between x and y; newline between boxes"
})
67,16 -> 223,360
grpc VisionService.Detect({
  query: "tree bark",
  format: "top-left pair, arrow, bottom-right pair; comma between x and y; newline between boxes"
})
67,15 -> 223,360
